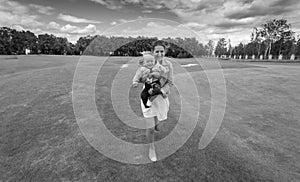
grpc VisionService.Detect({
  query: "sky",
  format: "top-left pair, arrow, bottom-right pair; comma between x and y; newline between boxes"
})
1,0 -> 300,45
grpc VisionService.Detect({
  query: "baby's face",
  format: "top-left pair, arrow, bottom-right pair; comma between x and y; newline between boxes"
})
144,56 -> 155,68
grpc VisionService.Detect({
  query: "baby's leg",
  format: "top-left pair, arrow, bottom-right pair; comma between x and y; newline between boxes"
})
150,82 -> 162,95
148,83 -> 163,102
141,84 -> 151,108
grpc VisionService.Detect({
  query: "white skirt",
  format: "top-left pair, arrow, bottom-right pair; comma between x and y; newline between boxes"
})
141,94 -> 169,121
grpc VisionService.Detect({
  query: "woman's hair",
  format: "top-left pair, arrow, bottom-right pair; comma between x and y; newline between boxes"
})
151,40 -> 167,51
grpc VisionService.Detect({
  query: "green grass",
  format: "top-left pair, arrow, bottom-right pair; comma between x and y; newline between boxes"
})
0,55 -> 299,181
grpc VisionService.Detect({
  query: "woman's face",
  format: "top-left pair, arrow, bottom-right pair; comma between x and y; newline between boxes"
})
153,45 -> 165,61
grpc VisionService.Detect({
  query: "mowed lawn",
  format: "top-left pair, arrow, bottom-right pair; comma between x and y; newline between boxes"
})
0,55 -> 299,181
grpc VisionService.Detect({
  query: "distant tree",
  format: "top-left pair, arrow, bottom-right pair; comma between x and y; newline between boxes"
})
75,35 -> 95,55
227,39 -> 233,56
295,37 -> 300,57
0,27 -> 13,54
205,40 -> 214,57
66,42 -> 75,55
38,34 -> 57,54
235,43 -> 244,56
251,27 -> 264,57
214,38 -> 227,57
24,31 -> 38,54
252,19 -> 295,57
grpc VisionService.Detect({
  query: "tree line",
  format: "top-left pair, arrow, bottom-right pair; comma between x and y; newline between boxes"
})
214,19 -> 300,59
1,18 -> 299,59
0,27 -> 213,58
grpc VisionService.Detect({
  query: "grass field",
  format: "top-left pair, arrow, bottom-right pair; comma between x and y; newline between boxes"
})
0,55 -> 300,181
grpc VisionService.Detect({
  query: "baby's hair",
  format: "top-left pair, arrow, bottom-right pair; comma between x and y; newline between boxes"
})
138,51 -> 154,67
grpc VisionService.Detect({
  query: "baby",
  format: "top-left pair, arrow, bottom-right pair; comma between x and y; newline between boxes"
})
132,53 -> 167,108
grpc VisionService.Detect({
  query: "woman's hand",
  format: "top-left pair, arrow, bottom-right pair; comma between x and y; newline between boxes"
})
149,72 -> 160,78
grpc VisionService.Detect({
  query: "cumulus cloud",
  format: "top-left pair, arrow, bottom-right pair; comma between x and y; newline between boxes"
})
29,4 -> 54,15
11,24 -> 26,31
89,0 -> 123,10
110,21 -> 118,25
47,21 -> 60,30
142,10 -> 153,13
58,13 -> 102,24
44,22 -> 98,43
101,0 -> 300,45
109,16 -> 143,26
104,21 -> 198,40
0,0 -> 43,28
46,21 -> 98,34
223,0 -> 298,20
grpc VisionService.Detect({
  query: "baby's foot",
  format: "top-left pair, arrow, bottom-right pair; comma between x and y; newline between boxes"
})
154,124 -> 159,132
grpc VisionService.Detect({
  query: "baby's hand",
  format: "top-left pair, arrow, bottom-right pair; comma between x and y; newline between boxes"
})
132,82 -> 138,88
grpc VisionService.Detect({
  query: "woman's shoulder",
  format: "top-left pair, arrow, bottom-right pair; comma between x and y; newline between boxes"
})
161,57 -> 172,66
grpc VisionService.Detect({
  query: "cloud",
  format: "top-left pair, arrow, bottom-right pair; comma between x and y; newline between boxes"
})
104,21 -> 199,40
47,21 -> 61,30
65,24 -> 97,34
179,22 -> 207,30
0,0 -> 43,28
0,0 -> 28,14
11,24 -> 26,31
109,16 -> 143,26
58,13 -> 102,24
29,4 -> 54,15
44,22 -> 98,43
142,10 -> 153,13
110,21 -> 117,25
98,0 -> 300,45
213,18 -> 256,28
89,0 -> 123,10
46,21 -> 97,35
224,0 -> 300,20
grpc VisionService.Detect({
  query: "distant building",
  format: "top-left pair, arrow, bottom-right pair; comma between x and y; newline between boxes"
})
25,48 -> 30,55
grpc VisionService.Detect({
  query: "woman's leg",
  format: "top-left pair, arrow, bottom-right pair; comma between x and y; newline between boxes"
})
154,116 -> 159,131
145,117 -> 157,161
145,117 -> 155,143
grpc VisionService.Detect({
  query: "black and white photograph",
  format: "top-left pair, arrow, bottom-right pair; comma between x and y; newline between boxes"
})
1,0 -> 300,181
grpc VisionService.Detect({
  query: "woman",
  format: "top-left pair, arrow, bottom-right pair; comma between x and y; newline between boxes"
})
142,41 -> 174,161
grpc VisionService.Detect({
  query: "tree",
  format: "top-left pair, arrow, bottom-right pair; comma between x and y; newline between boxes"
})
0,27 -> 13,54
236,43 -> 244,56
38,34 -> 57,54
205,40 -> 214,57
251,27 -> 264,57
75,35 -> 95,55
252,19 -> 295,58
295,36 -> 300,57
214,38 -> 227,57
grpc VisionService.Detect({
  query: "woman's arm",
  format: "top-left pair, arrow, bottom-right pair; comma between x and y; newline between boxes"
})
161,60 -> 173,96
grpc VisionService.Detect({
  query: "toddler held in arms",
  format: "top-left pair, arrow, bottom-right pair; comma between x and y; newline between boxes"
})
132,53 -> 167,108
